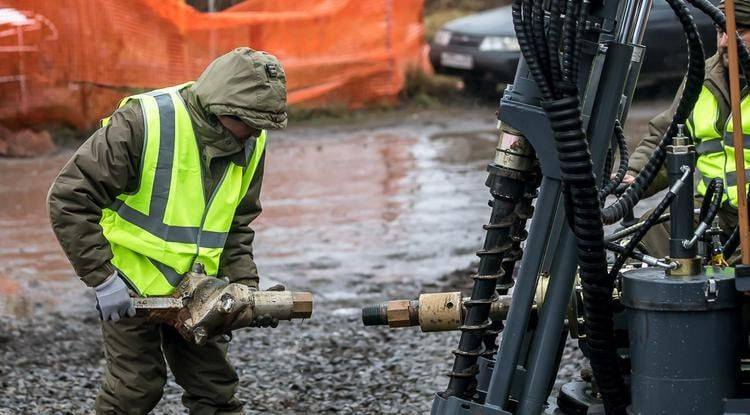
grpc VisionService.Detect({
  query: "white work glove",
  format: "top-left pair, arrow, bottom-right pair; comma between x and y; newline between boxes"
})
94,272 -> 135,321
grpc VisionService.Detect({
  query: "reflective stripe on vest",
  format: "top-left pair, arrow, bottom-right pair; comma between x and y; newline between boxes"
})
99,84 -> 266,296
686,85 -> 724,201
721,91 -> 750,208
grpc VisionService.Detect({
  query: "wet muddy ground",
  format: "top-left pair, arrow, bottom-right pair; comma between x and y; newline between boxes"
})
0,98 -> 668,414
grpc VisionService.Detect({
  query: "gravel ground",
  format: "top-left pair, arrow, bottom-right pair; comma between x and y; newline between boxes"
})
0,271 -> 583,415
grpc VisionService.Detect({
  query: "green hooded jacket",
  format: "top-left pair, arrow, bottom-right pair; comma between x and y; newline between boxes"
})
48,48 -> 287,288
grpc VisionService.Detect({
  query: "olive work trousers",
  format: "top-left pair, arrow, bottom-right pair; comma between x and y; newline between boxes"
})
95,317 -> 243,415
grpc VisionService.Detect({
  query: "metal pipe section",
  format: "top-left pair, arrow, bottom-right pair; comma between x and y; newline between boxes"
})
485,177 -> 562,408
362,293 -> 514,332
631,0 -> 654,44
617,0 -> 642,43
617,0 -> 653,44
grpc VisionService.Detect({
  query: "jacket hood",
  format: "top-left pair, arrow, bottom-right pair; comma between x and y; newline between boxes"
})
183,47 -> 287,157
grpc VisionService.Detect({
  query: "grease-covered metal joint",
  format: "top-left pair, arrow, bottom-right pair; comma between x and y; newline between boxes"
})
361,292 -> 513,332
133,272 -> 314,345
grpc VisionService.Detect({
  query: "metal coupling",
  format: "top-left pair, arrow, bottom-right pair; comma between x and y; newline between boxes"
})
640,254 -> 679,270
134,273 -> 313,345
493,127 -> 535,172
683,222 -> 709,249
665,256 -> 704,277
362,292 -> 512,332
667,165 -> 692,195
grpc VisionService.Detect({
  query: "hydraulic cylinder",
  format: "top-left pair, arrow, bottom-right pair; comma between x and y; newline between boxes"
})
666,127 -> 700,272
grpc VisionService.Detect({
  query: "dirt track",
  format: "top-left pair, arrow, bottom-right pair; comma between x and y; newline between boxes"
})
0,97 -> 669,414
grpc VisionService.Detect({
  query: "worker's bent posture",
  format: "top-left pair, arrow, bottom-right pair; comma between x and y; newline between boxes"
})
626,0 -> 750,259
47,48 -> 287,414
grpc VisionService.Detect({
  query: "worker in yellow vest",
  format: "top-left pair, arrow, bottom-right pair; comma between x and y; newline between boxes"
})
625,0 -> 750,259
47,47 -> 287,414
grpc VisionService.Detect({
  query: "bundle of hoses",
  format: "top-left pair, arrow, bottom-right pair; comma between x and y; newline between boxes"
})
602,0 -> 750,226
607,0 -> 750,273
607,177 -> 723,272
511,0 -> 707,413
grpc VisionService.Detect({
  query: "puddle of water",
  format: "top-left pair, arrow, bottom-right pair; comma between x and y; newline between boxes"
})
0,116 -> 500,317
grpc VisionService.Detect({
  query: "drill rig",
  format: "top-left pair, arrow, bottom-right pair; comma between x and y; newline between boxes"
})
364,0 -> 750,413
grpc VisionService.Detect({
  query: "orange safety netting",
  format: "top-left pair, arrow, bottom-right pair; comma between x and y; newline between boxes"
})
0,0 -> 424,130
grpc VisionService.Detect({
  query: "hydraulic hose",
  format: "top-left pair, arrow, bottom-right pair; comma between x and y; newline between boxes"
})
542,97 -> 629,414
547,0 -> 565,87
605,213 -> 671,242
601,0 -> 705,225
570,0 -> 589,85
725,225 -> 741,258
517,0 -> 552,98
683,178 -> 724,249
605,241 -> 677,269
599,120 -> 630,202
609,166 -> 692,277
531,0 -> 552,90
699,178 -> 721,221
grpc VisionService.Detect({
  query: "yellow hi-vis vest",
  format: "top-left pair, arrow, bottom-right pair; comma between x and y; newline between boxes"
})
99,83 -> 266,296
686,85 -> 750,208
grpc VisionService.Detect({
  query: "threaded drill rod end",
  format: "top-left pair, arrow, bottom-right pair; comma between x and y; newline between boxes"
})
361,303 -> 389,326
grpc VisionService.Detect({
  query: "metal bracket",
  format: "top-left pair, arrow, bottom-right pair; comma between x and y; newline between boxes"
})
705,278 -> 718,303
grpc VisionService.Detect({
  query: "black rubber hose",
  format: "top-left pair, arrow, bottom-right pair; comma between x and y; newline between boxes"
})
561,0 -> 579,82
602,148 -> 615,190
606,241 -> 660,264
699,178 -> 724,223
601,0 -> 705,225
605,213 -> 671,242
599,120 -> 630,202
609,179 -> 683,277
543,96 -> 629,415
513,0 -> 552,99
570,0 -> 587,85
531,0 -> 552,91
547,0 -> 565,89
724,225 -> 740,258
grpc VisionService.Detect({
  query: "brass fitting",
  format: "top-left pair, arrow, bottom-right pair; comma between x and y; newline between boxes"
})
362,292 -> 512,332
665,256 -> 703,277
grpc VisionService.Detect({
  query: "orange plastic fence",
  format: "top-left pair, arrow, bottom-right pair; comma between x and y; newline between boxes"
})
0,0 -> 424,130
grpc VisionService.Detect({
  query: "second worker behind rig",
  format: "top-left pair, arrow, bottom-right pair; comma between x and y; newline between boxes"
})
47,47 -> 287,414
624,0 -> 750,260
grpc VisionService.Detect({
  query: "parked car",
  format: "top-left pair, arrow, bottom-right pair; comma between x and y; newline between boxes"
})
429,1 -> 717,94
